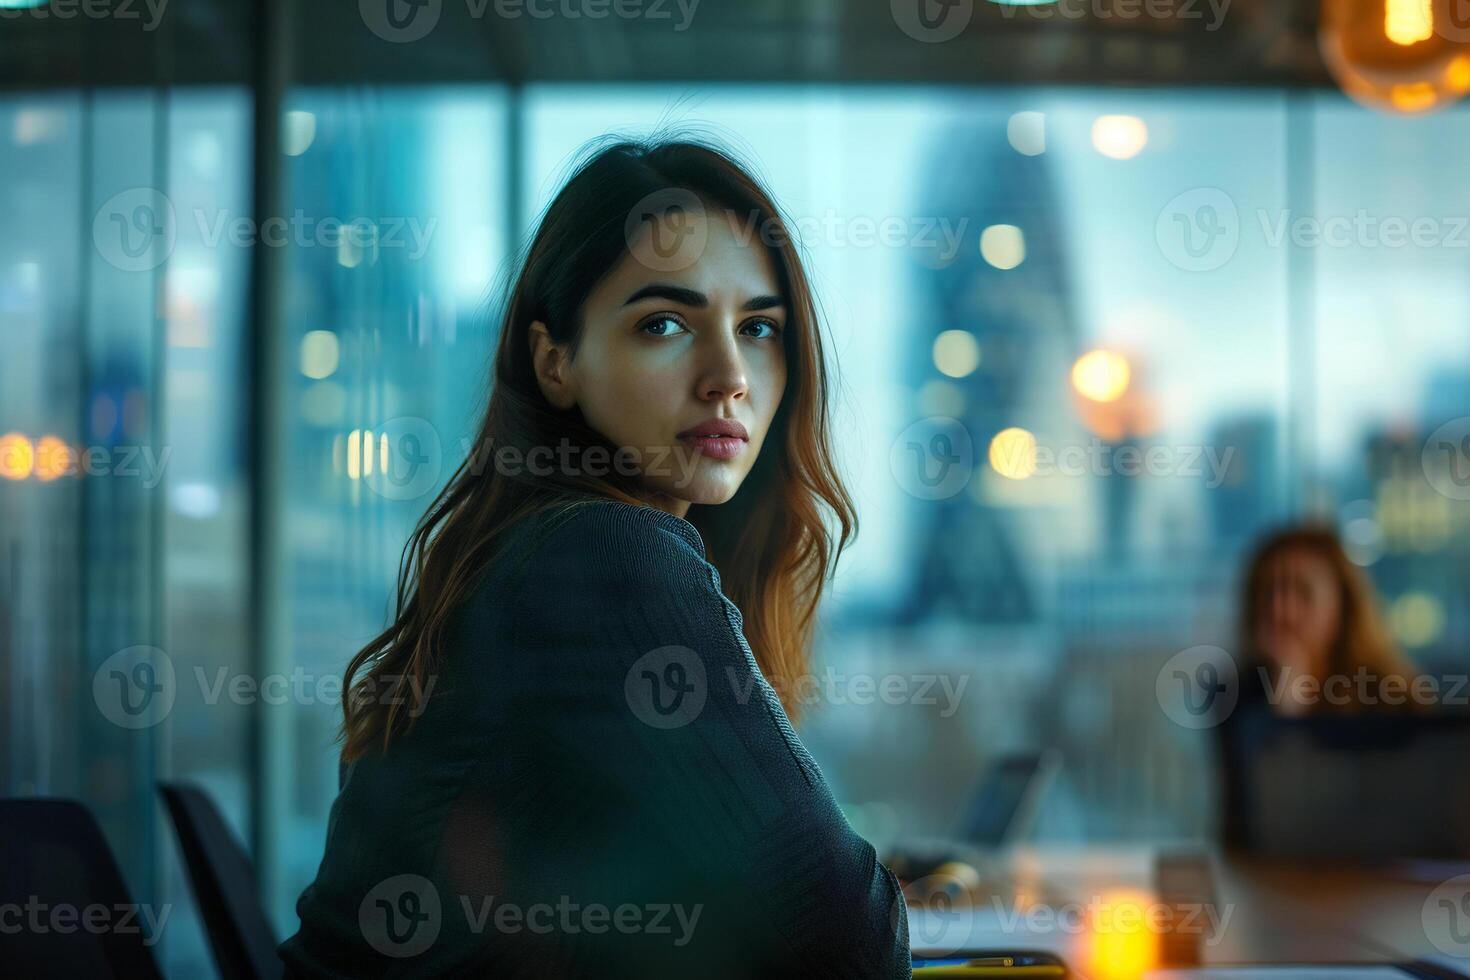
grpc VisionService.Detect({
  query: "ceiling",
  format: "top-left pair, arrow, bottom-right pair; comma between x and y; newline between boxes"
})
1,0 -> 1330,90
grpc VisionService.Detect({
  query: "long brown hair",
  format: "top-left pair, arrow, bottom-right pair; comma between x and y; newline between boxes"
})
340,136 -> 856,762
1238,524 -> 1417,711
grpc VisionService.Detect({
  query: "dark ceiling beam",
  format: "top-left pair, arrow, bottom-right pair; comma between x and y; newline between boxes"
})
0,0 -> 1333,90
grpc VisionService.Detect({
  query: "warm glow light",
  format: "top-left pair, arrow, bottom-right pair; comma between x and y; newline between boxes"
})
1447,55 -> 1470,92
1071,350 -> 1132,403
932,330 -> 982,378
1091,115 -> 1148,160
1320,0 -> 1470,115
0,432 -> 34,480
1385,0 -> 1433,46
1087,890 -> 1160,980
988,427 -> 1037,480
1391,81 -> 1440,110
34,436 -> 73,481
980,224 -> 1026,270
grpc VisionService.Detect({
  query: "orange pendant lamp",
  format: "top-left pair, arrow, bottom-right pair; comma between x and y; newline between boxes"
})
1319,0 -> 1470,114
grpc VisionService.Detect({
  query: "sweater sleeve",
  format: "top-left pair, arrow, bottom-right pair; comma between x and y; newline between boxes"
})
483,501 -> 911,979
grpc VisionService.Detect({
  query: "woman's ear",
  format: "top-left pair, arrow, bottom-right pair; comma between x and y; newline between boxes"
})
528,320 -> 577,410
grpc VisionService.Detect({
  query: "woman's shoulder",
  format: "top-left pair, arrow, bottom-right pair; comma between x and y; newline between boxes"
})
515,497 -> 706,571
468,498 -> 713,616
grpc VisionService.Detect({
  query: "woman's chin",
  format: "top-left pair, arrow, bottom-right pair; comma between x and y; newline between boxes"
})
644,469 -> 747,509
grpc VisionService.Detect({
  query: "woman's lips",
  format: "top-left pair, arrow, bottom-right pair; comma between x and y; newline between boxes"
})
679,434 -> 747,460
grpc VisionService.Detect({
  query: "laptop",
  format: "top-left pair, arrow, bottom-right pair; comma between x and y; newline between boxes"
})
883,750 -> 1060,885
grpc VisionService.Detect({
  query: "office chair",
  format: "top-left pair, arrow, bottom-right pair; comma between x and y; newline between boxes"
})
0,798 -> 165,979
158,782 -> 283,980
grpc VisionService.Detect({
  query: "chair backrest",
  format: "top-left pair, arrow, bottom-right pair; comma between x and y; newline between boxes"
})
1219,707 -> 1470,859
0,798 -> 164,979
158,782 -> 282,980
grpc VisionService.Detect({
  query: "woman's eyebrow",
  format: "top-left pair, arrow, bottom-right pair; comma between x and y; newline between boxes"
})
622,283 -> 786,312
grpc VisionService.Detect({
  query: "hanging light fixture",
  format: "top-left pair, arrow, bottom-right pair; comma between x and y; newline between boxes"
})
1320,0 -> 1470,114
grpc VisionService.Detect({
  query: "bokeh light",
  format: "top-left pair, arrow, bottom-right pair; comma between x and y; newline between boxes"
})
1091,115 -> 1148,159
0,432 -> 35,480
932,329 -> 982,378
980,224 -> 1026,270
1007,111 -> 1046,156
1072,349 -> 1132,403
34,435 -> 74,481
989,427 -> 1038,480
300,330 -> 341,379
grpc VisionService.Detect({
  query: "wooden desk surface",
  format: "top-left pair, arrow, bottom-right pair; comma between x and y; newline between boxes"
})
905,846 -> 1470,978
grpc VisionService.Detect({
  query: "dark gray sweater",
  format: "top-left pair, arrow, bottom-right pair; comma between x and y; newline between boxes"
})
278,498 -> 911,978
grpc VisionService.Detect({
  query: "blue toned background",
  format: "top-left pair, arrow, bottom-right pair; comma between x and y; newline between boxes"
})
4,80 -> 1469,977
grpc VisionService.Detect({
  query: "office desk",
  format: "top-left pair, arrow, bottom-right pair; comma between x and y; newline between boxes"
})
905,847 -> 1470,977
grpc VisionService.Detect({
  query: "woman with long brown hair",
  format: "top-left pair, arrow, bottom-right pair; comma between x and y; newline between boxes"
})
1237,524 -> 1419,717
278,137 -> 910,978
1217,524 -> 1425,850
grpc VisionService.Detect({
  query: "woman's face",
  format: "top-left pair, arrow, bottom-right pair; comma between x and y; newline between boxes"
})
1253,546 -> 1344,679
530,204 -> 789,517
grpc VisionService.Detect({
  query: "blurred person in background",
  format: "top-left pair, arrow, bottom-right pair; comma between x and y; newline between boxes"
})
1215,524 -> 1428,850
1235,524 -> 1420,719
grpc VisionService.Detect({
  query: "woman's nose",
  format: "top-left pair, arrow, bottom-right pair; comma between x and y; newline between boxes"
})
697,336 -> 749,403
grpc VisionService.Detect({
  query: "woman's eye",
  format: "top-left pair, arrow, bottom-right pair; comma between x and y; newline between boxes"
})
639,315 -> 686,337
742,319 -> 779,339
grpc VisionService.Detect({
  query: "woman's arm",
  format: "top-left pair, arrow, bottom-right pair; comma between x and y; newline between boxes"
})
478,500 -> 910,978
